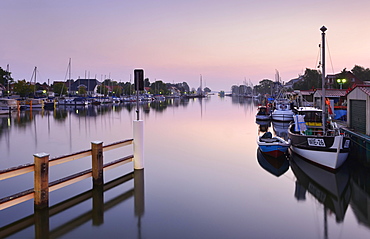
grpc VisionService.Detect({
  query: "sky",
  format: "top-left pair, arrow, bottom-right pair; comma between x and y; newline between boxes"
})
2,0 -> 370,91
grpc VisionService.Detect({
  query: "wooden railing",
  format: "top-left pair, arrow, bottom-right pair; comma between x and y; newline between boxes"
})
0,139 -> 135,210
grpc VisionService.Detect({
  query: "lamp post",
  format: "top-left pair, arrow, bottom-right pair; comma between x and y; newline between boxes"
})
337,78 -> 346,89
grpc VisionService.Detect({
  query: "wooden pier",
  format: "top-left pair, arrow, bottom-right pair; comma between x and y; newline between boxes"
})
0,132 -> 146,238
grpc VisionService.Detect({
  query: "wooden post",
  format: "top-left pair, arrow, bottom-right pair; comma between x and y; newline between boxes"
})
133,120 -> 144,170
91,141 -> 103,186
34,153 -> 50,209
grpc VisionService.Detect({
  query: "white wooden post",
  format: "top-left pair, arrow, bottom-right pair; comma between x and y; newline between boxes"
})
133,120 -> 144,170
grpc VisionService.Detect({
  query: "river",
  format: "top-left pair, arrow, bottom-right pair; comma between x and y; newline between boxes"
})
0,95 -> 369,239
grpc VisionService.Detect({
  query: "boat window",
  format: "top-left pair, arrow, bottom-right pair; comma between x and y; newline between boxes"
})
300,111 -> 322,122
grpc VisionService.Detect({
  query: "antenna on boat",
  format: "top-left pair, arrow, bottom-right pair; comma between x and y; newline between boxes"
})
320,26 -> 327,132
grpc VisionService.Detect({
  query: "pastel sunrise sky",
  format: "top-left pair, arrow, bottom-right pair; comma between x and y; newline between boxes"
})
2,0 -> 370,91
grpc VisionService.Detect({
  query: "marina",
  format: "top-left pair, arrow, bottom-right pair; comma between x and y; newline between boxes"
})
0,95 -> 369,238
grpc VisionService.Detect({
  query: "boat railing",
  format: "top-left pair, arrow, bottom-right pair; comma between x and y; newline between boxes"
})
0,138 -> 137,211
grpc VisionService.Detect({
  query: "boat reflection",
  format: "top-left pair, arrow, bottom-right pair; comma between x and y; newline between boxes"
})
290,151 -> 351,223
255,120 -> 271,133
272,120 -> 290,141
256,148 -> 289,177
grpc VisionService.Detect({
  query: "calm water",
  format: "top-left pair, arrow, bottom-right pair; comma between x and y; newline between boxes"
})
0,96 -> 370,239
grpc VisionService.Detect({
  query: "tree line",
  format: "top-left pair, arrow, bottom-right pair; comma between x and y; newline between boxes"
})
232,65 -> 370,95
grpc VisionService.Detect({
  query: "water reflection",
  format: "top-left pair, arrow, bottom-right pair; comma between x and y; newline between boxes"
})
0,99 -> 192,136
272,121 -> 290,141
290,151 -> 351,227
0,170 -> 144,238
256,148 -> 289,177
256,120 -> 271,133
349,161 -> 370,229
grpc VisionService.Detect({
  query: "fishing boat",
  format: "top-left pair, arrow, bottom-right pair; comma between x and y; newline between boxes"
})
257,132 -> 290,158
288,26 -> 350,170
256,106 -> 270,120
271,98 -> 294,122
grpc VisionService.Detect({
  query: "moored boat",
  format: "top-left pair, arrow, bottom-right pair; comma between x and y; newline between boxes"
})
271,98 -> 294,122
288,27 -> 350,170
58,97 -> 88,106
257,132 -> 290,158
0,98 -> 19,112
288,108 -> 350,169
256,106 -> 270,120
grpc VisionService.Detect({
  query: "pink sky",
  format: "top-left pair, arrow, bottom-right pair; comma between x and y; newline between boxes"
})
2,0 -> 370,91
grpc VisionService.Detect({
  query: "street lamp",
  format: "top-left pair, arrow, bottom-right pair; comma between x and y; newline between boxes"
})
337,78 -> 346,89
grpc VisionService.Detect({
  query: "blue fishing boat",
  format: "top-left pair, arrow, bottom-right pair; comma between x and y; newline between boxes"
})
257,132 -> 290,158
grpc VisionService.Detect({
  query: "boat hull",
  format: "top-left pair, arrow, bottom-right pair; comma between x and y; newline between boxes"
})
271,110 -> 294,122
256,115 -> 270,121
259,145 -> 288,157
257,135 -> 290,158
288,125 -> 350,169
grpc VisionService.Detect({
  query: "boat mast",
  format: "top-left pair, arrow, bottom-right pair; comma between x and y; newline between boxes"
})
320,26 -> 327,131
6,64 -> 9,97
68,58 -> 71,95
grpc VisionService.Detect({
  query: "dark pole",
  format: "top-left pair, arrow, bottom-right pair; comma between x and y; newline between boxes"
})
320,26 -> 327,131
136,84 -> 139,120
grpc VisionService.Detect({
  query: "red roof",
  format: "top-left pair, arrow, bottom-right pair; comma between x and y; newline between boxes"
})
346,84 -> 370,96
315,89 -> 347,97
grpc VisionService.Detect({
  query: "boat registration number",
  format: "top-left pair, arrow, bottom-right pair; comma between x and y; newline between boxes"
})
307,138 -> 326,147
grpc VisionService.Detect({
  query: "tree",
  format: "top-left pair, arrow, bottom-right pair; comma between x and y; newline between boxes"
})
257,79 -> 274,94
97,85 -> 109,96
53,82 -> 67,96
78,85 -> 87,96
112,85 -> 122,96
351,65 -> 370,82
293,68 -> 321,90
144,78 -> 150,87
150,80 -> 169,95
204,87 -> 211,93
0,66 -> 13,87
13,80 -> 34,97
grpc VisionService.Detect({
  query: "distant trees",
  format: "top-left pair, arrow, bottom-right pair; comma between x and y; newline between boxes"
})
254,79 -> 274,94
0,66 -> 13,88
293,68 -> 321,90
52,82 -> 67,96
149,80 -> 169,95
13,80 -> 34,97
351,65 -> 370,82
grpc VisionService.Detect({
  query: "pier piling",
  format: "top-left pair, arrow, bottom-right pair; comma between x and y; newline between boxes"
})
34,153 -> 50,209
133,120 -> 144,170
91,141 -> 104,185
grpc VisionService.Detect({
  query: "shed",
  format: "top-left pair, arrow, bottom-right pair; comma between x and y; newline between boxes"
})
346,85 -> 370,135
313,89 -> 347,108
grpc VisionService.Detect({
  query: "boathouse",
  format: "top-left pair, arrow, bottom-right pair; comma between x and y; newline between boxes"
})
346,84 -> 370,135
313,89 -> 347,108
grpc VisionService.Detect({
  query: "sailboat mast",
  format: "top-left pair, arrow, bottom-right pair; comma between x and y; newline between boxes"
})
6,64 -> 9,97
34,66 -> 37,96
68,58 -> 71,95
320,26 -> 327,131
